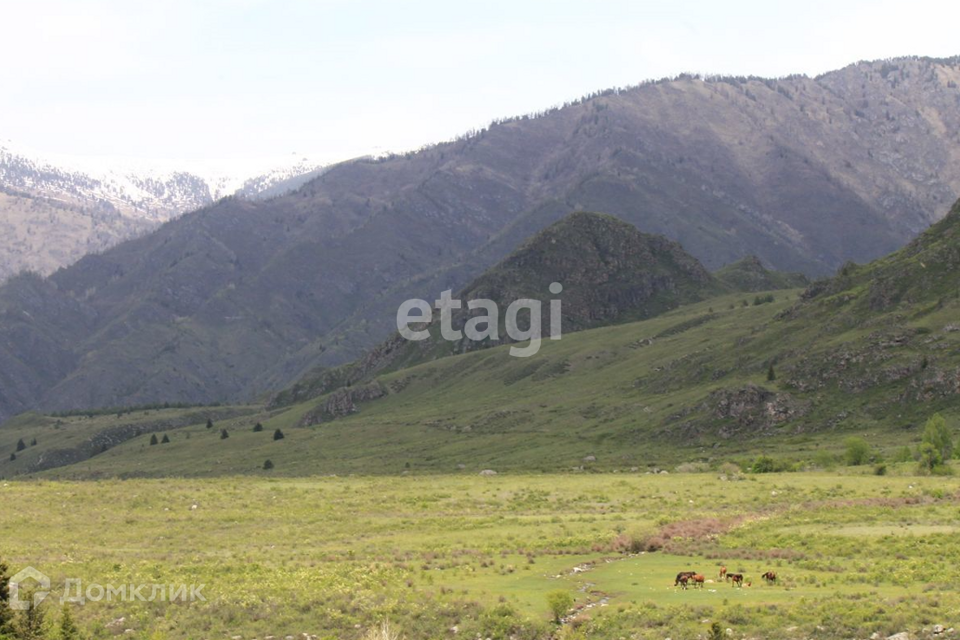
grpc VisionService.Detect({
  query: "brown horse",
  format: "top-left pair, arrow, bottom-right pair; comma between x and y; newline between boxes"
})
729,573 -> 744,587
674,571 -> 697,587
762,571 -> 777,584
719,566 -> 727,580
691,574 -> 705,589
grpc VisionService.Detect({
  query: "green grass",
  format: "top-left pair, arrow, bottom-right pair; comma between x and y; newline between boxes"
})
2,472 -> 959,639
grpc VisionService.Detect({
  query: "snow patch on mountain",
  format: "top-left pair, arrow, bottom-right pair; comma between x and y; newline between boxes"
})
0,139 -> 328,221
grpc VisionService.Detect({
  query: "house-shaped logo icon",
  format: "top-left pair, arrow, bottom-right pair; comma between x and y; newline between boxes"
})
9,567 -> 50,610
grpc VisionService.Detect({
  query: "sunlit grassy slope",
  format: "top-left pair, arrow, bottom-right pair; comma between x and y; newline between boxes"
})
6,280 -> 957,480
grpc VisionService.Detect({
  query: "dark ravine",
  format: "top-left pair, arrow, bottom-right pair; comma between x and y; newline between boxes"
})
1,56 -> 960,422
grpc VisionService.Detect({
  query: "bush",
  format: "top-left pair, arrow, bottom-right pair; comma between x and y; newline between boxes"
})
844,437 -> 871,466
674,461 -> 710,473
922,413 -> 953,461
161,434 -> 170,444
361,621 -> 404,640
750,456 -> 795,473
719,461 -> 743,474
220,429 -> 229,440
58,604 -> 81,640
812,450 -> 837,469
149,434 -> 159,446
263,459 -> 274,470
893,446 -> 914,463
253,422 -> 264,432
874,463 -> 887,476
206,418 -> 214,429
1,560 -> 12,629
15,439 -> 25,452
273,429 -> 285,441
546,590 -> 573,623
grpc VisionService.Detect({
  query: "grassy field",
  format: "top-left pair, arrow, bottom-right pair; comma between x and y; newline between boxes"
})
2,471 -> 959,639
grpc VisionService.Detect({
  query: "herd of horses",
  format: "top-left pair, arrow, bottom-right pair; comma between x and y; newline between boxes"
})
673,567 -> 778,590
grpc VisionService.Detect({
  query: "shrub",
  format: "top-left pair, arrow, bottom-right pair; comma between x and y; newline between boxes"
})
767,364 -> 776,381
9,453 -> 15,461
675,461 -> 710,473
812,450 -> 837,469
149,434 -> 159,446
546,590 -> 573,623
844,437 -> 871,466
922,413 -> 953,462
253,422 -> 264,432
161,434 -> 170,444
263,459 -> 274,470
15,439 -> 25,452
58,604 -> 81,640
206,419 -> 213,429
361,621 -> 404,640
719,462 -> 744,478
273,429 -> 285,441
893,446 -> 914,463
220,429 -> 229,440
874,463 -> 887,476
750,456 -> 795,473
1,560 -> 12,630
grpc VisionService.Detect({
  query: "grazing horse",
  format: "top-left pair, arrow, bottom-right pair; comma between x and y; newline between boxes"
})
728,573 -> 744,587
719,566 -> 727,580
762,571 -> 777,584
674,571 -> 696,587
691,574 -> 705,589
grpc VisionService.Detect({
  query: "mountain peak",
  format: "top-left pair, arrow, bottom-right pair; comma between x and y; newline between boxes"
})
271,212 -> 722,409
462,211 -> 718,330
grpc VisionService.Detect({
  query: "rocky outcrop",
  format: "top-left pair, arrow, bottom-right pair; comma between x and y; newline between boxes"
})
299,382 -> 387,426
710,384 -> 811,436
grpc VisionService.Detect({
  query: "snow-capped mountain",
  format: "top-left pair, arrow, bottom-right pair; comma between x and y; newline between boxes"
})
0,140 -> 327,280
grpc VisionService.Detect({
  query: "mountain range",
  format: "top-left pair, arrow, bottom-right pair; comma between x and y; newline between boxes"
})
0,55 -> 959,424
0,141 -> 327,280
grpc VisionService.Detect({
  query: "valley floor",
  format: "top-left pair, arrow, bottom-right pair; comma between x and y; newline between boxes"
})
2,472 -> 959,640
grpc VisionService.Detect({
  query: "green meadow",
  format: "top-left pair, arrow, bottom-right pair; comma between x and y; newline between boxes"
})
3,471 -> 959,639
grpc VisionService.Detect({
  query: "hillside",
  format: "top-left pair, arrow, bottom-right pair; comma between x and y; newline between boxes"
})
1,56 -> 960,421
715,255 -> 809,291
3,199 -> 959,478
0,142 -> 325,280
273,212 -> 728,407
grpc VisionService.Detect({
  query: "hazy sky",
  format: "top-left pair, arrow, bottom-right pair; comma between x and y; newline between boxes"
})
3,0 -> 959,164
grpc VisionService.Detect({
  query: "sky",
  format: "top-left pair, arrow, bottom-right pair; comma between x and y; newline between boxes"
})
2,0 -> 959,165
